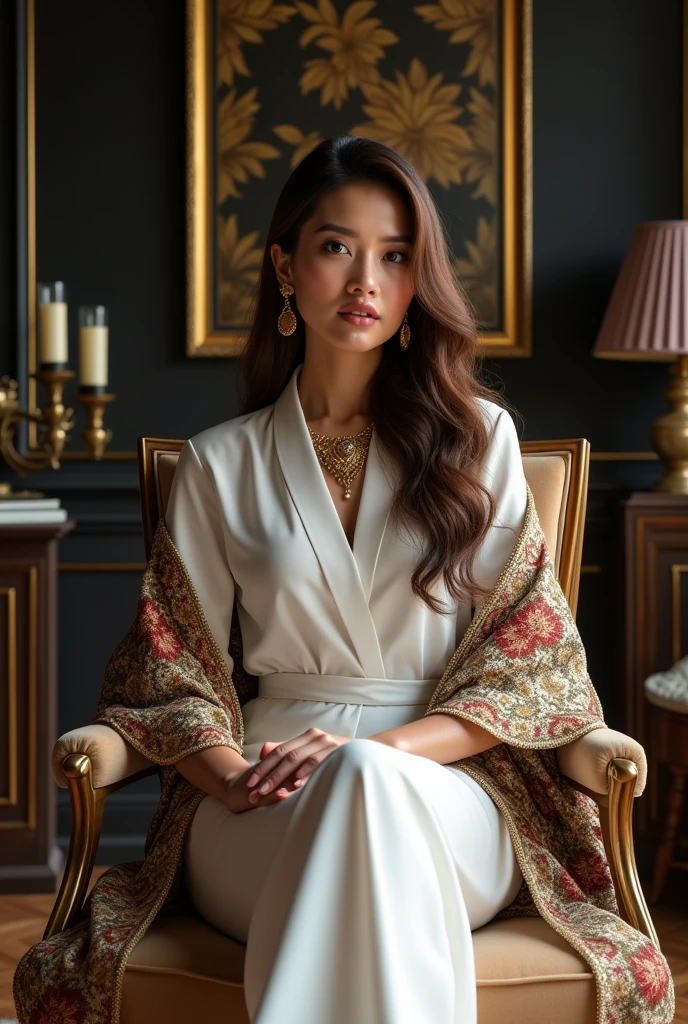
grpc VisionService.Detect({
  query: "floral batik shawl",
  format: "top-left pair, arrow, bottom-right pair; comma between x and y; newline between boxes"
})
14,486 -> 674,1024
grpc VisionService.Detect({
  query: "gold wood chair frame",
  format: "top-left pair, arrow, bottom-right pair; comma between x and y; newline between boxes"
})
138,436 -> 185,557
45,754 -> 657,949
44,434 -> 660,1011
520,438 -> 590,616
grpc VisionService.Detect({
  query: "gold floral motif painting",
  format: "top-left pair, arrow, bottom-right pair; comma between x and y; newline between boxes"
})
187,0 -> 532,357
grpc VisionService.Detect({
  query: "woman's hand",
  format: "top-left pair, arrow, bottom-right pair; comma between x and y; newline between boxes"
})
246,728 -> 352,802
223,763 -> 300,814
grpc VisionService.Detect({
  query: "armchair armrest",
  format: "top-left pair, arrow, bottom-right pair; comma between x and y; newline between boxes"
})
52,724 -> 154,789
556,727 -> 647,798
45,725 -> 158,941
556,726 -> 657,948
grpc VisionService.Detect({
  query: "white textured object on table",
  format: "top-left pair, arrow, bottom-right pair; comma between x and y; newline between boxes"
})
644,655 -> 688,714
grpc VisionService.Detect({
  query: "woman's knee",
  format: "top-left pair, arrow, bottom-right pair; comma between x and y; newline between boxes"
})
323,737 -> 401,776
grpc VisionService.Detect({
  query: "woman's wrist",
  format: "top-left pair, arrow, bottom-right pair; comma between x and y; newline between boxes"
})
175,745 -> 251,805
222,764 -> 251,788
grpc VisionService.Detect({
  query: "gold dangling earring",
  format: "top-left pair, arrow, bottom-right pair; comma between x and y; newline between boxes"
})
277,283 -> 297,336
399,310 -> 410,350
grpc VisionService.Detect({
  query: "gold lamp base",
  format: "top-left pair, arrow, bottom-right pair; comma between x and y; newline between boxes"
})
650,355 -> 688,493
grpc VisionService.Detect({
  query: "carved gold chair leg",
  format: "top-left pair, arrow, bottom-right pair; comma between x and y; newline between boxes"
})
44,754 -> 157,940
599,758 -> 658,948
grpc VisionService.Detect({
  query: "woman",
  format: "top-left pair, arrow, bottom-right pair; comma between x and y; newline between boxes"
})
168,134 -> 526,1023
14,136 -> 674,1024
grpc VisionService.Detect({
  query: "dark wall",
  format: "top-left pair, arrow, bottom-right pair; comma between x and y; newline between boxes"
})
1,0 -> 683,860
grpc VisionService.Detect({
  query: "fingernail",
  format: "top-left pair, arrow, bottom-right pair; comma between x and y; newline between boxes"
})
247,774 -> 259,787
249,791 -> 259,803
259,782 -> 272,794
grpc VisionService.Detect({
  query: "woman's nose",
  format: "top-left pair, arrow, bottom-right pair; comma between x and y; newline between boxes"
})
348,253 -> 380,295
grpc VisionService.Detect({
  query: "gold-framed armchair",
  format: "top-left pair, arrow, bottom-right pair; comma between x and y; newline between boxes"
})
45,436 -> 659,1024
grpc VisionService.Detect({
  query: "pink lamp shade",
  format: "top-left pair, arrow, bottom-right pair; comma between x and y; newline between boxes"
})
593,220 -> 688,360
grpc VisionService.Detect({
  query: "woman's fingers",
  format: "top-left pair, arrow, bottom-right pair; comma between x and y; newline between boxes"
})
246,729 -> 325,789
253,738 -> 332,795
248,785 -> 293,807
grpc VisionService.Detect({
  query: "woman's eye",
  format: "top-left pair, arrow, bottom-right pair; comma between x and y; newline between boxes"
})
323,240 -> 349,255
384,250 -> 409,263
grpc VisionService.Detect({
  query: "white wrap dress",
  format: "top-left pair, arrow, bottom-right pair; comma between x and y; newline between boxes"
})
165,363 -> 527,1024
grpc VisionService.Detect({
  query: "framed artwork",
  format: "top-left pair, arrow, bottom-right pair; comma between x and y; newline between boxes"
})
187,0 -> 533,357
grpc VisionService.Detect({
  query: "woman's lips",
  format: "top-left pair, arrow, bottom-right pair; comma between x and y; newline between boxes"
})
337,311 -> 379,327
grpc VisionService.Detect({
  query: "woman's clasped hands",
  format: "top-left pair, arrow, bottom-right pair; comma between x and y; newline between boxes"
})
225,728 -> 352,813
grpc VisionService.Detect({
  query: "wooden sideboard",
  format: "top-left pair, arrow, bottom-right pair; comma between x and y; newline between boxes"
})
0,521 -> 75,893
622,492 -> 688,842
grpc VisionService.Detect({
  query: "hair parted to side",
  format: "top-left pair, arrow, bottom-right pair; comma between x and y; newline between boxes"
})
238,134 -> 506,614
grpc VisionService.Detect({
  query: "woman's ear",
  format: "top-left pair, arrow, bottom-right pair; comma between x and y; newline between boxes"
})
270,242 -> 293,289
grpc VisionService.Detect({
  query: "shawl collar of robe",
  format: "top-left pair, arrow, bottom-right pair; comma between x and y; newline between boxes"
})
14,485 -> 675,1024
273,363 -> 393,677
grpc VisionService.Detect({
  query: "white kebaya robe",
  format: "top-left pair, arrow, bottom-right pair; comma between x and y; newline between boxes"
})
165,363 -> 527,1024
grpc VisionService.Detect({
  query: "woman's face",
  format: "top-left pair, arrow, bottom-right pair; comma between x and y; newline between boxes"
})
271,182 -> 415,354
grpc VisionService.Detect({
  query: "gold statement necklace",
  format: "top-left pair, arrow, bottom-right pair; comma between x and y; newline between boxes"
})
308,423 -> 374,499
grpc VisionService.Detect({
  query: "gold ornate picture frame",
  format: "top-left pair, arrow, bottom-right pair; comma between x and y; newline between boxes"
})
186,0 -> 533,358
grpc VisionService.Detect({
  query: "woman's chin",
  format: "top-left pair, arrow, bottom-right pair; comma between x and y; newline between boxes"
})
313,329 -> 388,355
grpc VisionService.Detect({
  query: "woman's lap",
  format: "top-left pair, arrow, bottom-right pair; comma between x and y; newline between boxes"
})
184,739 -> 522,944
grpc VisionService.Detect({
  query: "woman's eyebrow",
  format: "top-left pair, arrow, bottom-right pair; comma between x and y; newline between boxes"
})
314,222 -> 413,244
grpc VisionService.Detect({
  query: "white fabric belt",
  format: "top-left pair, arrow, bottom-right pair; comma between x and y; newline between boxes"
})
258,672 -> 440,707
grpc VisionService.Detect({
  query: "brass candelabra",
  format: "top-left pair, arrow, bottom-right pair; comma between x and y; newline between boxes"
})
0,371 -> 116,483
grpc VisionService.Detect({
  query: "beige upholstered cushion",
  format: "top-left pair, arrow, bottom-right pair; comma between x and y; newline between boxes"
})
121,914 -> 595,1024
556,727 -> 647,797
521,452 -> 570,574
52,725 -> 153,789
156,450 -> 180,519
473,918 -> 596,1023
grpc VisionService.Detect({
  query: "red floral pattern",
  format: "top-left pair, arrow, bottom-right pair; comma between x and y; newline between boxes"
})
629,943 -> 671,1009
494,594 -> 564,659
28,988 -> 86,1024
526,540 -> 548,568
135,597 -> 182,661
583,937 -> 620,960
566,848 -> 613,895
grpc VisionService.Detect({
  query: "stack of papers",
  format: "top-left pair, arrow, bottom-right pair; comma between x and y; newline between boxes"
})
0,497 -> 68,524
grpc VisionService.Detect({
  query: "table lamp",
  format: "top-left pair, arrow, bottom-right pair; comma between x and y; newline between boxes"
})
593,220 -> 688,493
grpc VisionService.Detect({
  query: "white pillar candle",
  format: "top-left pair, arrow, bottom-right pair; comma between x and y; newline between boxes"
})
79,325 -> 109,387
78,306 -> 109,389
38,302 -> 68,365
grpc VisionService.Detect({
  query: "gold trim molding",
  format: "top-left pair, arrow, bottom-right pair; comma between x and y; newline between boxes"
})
0,587 -> 18,808
186,0 -> 533,358
590,452 -> 658,462
0,565 -> 38,831
671,563 -> 688,663
59,563 -> 146,572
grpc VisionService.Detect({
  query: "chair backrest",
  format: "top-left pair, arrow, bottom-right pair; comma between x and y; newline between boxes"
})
138,435 -> 590,616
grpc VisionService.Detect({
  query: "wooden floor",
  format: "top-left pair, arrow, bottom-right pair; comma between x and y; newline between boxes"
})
1,871 -> 687,1021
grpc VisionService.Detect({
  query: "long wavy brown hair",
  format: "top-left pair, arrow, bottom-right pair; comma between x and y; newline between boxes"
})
238,135 -> 507,614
